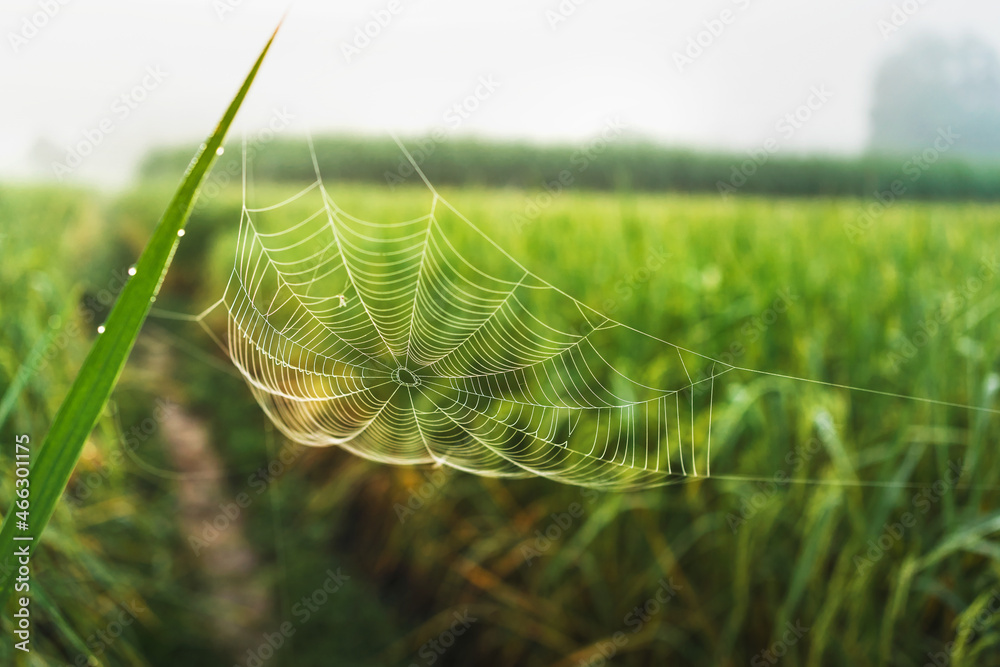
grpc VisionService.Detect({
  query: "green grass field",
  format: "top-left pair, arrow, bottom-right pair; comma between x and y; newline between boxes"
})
2,180 -> 999,666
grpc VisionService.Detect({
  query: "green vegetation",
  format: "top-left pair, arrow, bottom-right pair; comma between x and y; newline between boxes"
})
142,135 -> 1000,202
2,166 -> 998,664
0,25 -> 278,663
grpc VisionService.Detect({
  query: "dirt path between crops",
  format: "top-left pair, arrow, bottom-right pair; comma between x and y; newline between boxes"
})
143,336 -> 272,659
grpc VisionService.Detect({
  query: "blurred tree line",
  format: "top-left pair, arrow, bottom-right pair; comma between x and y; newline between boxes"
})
140,133 -> 1000,205
138,33 -> 1000,203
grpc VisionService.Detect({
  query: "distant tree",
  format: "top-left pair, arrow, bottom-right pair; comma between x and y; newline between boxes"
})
870,34 -> 1000,158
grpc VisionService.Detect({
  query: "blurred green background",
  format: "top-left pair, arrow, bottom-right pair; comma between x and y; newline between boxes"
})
1,131 -> 999,666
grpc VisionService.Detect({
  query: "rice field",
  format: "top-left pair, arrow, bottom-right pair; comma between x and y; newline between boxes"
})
1,180 -> 999,665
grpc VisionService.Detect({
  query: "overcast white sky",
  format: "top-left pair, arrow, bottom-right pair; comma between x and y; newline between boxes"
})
3,0 -> 999,185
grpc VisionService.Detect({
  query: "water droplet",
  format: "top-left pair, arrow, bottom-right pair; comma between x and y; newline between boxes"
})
128,266 -> 137,276
216,146 -> 225,156
97,325 -> 106,334
177,229 -> 186,237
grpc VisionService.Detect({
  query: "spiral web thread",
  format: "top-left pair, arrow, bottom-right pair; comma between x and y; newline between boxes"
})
146,135 -> 1000,492
211,137 -> 737,490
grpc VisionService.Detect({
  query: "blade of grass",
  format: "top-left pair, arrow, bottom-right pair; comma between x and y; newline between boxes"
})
0,22 -> 282,607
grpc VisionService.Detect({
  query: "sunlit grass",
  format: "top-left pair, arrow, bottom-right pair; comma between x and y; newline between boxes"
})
2,174 -> 999,663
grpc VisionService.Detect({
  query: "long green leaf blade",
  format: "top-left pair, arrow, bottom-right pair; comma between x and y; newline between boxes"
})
0,24 -> 281,607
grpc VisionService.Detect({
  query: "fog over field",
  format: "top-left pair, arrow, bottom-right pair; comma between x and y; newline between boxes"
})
4,0 -> 1000,185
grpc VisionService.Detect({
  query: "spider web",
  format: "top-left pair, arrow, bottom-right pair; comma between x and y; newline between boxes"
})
145,136 -> 1000,492
216,138 -> 731,490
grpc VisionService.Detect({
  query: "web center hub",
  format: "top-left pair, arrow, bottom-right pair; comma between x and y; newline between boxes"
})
391,366 -> 421,387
